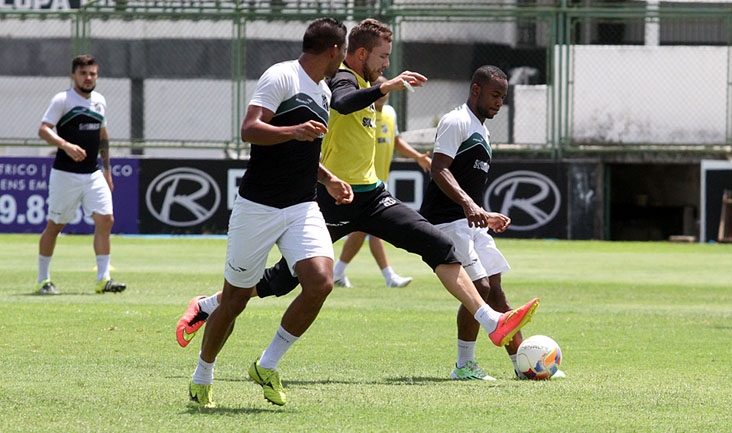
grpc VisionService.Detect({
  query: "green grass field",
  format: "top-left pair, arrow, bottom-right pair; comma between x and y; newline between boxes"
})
2,234 -> 731,432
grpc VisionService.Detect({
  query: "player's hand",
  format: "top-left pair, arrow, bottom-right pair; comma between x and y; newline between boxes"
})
417,151 -> 431,173
103,169 -> 114,192
292,120 -> 328,141
463,201 -> 489,228
380,71 -> 428,93
325,178 -> 353,205
62,142 -> 86,162
486,212 -> 511,233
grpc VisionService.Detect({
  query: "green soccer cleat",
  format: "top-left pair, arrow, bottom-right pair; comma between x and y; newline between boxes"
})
189,381 -> 215,408
450,361 -> 496,381
95,278 -> 126,294
35,279 -> 59,295
249,360 -> 286,406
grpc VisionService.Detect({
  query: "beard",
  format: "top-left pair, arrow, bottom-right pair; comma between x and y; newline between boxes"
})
78,84 -> 96,94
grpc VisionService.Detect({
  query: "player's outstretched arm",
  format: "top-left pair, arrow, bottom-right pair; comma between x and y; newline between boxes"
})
379,71 -> 428,94
318,163 -> 353,205
241,105 -> 327,145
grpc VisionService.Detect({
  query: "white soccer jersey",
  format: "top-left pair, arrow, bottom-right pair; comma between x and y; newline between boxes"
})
420,103 -> 493,225
42,88 -> 108,174
240,60 -> 333,208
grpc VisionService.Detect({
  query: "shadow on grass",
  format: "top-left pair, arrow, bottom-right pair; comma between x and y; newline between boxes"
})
169,376 -> 454,387
16,291 -> 105,297
183,405 -> 284,415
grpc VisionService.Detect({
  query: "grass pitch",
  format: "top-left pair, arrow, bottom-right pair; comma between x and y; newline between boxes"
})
1,234 -> 731,432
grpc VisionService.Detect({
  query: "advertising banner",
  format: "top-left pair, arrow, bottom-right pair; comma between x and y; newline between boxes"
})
133,158 -> 593,239
138,159 -> 248,234
388,160 -> 573,239
0,157 -> 139,234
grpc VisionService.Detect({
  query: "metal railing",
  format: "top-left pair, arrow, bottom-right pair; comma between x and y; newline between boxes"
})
1,0 -> 730,158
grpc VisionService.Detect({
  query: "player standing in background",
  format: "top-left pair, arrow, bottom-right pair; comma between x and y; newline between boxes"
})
187,17 -> 352,408
420,65 -> 564,380
36,55 -> 126,295
333,74 -> 432,289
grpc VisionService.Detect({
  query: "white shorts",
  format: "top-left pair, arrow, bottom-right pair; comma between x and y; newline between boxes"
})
224,194 -> 334,288
47,168 -> 113,224
435,218 -> 510,281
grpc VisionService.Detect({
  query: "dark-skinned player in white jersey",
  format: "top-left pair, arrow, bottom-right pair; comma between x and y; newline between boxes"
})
420,65 -> 564,380
187,17 -> 352,408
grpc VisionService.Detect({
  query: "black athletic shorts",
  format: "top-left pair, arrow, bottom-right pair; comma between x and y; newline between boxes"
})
256,183 -> 459,297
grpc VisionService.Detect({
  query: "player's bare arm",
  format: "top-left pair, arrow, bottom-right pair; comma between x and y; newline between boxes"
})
38,122 -> 86,162
430,152 -> 507,230
318,163 -> 354,205
99,128 -> 114,192
241,105 -> 328,145
378,71 -> 428,94
395,136 -> 431,173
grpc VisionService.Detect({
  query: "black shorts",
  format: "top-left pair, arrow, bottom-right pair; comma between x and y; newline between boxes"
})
256,183 -> 459,298
318,183 -> 458,270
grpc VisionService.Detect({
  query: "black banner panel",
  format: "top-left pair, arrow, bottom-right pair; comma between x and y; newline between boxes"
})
137,158 -> 599,239
139,159 -> 248,234
701,160 -> 732,243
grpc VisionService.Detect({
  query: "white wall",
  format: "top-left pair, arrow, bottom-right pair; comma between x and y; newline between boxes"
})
570,45 -> 729,145
2,45 -> 730,153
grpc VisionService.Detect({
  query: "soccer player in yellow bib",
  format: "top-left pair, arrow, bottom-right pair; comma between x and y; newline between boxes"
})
333,74 -> 432,289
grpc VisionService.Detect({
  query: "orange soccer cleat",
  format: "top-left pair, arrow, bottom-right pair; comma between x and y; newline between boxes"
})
176,296 -> 208,347
489,298 -> 540,347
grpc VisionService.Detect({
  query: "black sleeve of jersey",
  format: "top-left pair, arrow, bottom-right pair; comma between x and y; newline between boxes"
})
328,69 -> 385,115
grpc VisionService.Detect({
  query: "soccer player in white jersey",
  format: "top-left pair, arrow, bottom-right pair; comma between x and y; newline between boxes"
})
36,55 -> 126,295
187,17 -> 352,408
420,65 -> 564,380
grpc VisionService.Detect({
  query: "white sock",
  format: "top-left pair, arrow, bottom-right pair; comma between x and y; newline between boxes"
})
96,254 -> 111,281
334,259 -> 348,277
38,255 -> 52,283
381,265 -> 396,283
259,325 -> 299,370
473,304 -> 502,334
510,354 -> 527,378
457,339 -> 476,368
192,353 -> 215,385
198,293 -> 220,315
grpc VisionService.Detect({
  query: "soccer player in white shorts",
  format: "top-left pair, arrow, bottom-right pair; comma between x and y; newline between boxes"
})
186,17 -> 352,408
421,65 -> 563,380
36,54 -> 125,295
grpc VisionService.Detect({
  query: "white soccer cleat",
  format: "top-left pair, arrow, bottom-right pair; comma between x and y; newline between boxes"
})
334,274 -> 353,288
386,274 -> 412,288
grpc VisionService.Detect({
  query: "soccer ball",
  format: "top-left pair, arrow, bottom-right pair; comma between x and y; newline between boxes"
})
516,335 -> 562,380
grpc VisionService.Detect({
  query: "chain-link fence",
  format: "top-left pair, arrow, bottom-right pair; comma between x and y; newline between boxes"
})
1,0 -> 731,159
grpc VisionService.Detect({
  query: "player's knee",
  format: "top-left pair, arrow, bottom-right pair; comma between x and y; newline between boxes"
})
44,220 -> 65,235
485,280 -> 511,313
474,278 -> 492,301
94,214 -> 114,231
300,272 -> 333,300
